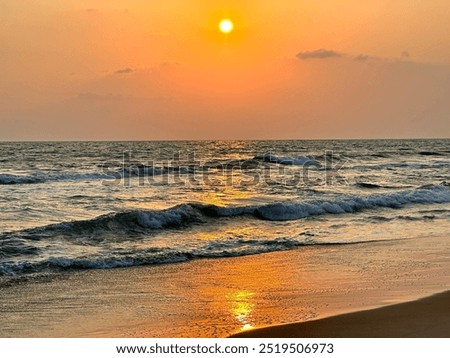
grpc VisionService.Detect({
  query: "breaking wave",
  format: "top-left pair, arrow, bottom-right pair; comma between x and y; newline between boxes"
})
1,184 -> 449,276
3,184 -> 449,235
0,238 -> 381,276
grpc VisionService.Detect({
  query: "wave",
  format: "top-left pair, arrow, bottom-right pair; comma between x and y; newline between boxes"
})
354,182 -> 406,189
252,184 -> 450,220
4,184 -> 449,238
0,155 -> 319,186
0,167 -> 202,185
3,157 -> 446,186
418,151 -> 445,156
367,214 -> 440,223
348,161 -> 450,171
254,154 -> 319,166
355,182 -> 383,189
0,172 -> 119,185
0,166 -> 214,185
0,238 -> 378,276
0,174 -> 44,185
2,184 -> 449,276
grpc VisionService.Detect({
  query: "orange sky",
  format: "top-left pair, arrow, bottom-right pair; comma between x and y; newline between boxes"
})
1,0 -> 450,140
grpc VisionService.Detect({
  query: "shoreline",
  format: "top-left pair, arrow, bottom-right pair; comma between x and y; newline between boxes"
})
231,290 -> 450,338
1,235 -> 449,337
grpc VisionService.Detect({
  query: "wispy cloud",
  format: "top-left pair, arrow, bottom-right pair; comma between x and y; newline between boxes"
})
354,54 -> 370,62
114,67 -> 135,75
297,49 -> 343,60
401,51 -> 410,58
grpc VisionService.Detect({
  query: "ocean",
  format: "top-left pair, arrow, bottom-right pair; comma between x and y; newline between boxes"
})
1,139 -> 449,279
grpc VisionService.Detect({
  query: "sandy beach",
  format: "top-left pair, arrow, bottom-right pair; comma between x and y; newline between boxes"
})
1,234 -> 449,338
232,290 -> 450,338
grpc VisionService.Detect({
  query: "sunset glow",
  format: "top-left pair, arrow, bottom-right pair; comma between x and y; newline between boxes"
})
1,1 -> 449,140
219,19 -> 234,34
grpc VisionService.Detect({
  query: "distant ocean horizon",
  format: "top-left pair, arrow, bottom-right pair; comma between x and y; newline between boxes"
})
1,137 -> 448,142
1,139 -> 449,278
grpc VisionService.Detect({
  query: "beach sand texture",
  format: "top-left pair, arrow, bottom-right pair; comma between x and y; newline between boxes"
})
232,291 -> 450,338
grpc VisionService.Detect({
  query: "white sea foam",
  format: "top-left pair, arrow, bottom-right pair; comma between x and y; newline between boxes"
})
255,184 -> 450,220
136,204 -> 203,229
0,237 -> 367,275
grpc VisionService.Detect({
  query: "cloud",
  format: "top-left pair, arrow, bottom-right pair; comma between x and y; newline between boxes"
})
158,61 -> 182,69
112,63 -> 180,76
354,54 -> 370,62
297,49 -> 343,60
114,67 -> 135,74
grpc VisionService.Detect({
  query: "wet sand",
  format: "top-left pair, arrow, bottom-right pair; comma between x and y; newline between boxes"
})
232,290 -> 450,338
0,235 -> 449,337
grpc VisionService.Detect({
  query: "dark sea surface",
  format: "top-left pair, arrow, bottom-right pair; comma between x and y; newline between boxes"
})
1,139 -> 449,277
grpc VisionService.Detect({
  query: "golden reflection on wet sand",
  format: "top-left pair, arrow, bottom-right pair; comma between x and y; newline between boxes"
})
227,290 -> 255,331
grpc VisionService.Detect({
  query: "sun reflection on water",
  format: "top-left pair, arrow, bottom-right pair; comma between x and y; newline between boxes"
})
192,187 -> 253,207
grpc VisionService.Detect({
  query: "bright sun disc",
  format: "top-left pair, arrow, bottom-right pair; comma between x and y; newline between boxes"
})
219,19 -> 234,34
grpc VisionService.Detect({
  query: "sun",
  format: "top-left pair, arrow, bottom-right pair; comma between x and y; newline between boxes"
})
219,19 -> 234,34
